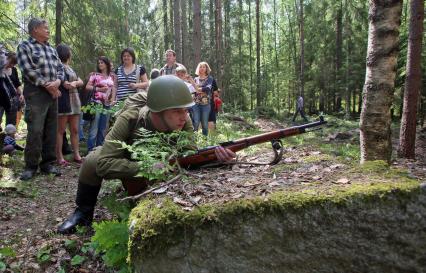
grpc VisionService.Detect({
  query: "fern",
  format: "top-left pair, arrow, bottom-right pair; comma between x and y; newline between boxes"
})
92,220 -> 130,271
111,130 -> 196,181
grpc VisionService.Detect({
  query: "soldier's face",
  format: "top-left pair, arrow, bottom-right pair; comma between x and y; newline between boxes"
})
161,108 -> 188,131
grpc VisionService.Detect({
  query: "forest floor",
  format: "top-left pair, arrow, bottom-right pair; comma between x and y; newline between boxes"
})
0,115 -> 425,273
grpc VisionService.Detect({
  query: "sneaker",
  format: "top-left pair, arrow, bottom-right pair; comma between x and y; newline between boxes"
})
20,168 -> 37,181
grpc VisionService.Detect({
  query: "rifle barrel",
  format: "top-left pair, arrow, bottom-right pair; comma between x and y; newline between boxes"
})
177,118 -> 327,168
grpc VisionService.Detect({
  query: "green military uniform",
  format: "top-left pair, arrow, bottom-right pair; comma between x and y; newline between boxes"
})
80,95 -> 193,188
58,75 -> 195,234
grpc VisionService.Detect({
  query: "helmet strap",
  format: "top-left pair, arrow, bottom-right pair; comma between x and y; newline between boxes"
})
159,112 -> 173,132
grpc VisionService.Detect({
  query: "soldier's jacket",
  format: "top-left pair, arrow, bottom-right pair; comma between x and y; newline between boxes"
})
96,92 -> 194,180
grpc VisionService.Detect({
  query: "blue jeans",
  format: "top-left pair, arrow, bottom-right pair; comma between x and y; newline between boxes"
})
79,113 -> 85,141
87,106 -> 110,151
192,104 -> 210,136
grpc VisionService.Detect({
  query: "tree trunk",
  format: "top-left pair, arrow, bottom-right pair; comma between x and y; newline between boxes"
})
398,0 -> 424,158
169,0 -> 174,50
214,0 -> 223,90
248,0 -> 254,110
360,0 -> 403,164
255,0 -> 261,107
223,0 -> 230,102
209,0 -> 216,70
181,0 -> 188,67
335,1 -> 343,111
273,0 -> 280,113
173,0 -> 182,62
238,0 -> 243,109
124,0 -> 129,44
192,0 -> 201,66
298,0 -> 304,97
163,0 -> 169,51
344,0 -> 351,119
285,4 -> 298,102
55,0 -> 62,46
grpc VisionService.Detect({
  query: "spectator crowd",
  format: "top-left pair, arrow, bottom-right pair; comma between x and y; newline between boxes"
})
0,17 -> 223,181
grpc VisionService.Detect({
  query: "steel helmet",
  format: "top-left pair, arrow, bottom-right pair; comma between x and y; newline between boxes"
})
147,75 -> 195,112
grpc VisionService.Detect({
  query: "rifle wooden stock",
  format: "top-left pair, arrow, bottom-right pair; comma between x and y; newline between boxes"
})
175,118 -> 327,168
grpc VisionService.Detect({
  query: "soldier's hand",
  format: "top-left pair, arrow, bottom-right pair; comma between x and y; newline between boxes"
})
215,146 -> 236,163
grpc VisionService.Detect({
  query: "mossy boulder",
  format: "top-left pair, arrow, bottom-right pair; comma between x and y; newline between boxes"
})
128,181 -> 426,273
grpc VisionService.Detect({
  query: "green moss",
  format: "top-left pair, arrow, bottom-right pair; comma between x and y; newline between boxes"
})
302,153 -> 334,163
128,178 -> 421,262
354,160 -> 411,181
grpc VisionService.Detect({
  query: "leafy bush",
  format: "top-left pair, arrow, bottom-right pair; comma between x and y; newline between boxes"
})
112,129 -> 195,181
92,220 -> 131,272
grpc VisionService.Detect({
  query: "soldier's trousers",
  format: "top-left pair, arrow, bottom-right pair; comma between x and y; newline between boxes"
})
79,148 -> 148,196
23,83 -> 57,169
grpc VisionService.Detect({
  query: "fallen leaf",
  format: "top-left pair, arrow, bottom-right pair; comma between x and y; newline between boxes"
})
335,178 -> 350,184
190,196 -> 202,204
268,181 -> 280,187
308,165 -> 320,172
231,193 -> 244,199
243,182 -> 261,187
173,197 -> 193,207
153,186 -> 168,194
330,164 -> 345,170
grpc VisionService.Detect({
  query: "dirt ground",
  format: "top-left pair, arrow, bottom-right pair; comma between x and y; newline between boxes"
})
1,118 -> 425,272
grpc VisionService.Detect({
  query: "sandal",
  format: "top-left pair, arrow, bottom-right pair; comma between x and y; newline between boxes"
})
58,160 -> 69,166
73,158 -> 83,164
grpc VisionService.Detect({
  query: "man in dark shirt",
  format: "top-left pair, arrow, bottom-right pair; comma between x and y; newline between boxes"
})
0,52 -> 24,127
292,95 -> 309,122
17,17 -> 64,180
159,49 -> 182,76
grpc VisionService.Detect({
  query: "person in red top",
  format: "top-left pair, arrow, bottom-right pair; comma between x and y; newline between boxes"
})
213,89 -> 223,113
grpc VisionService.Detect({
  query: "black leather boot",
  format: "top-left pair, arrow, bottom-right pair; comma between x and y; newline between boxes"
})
57,182 -> 101,234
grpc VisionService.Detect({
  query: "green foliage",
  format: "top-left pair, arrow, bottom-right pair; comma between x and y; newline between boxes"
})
64,239 -> 78,252
0,246 -> 16,266
112,129 -> 195,181
92,220 -> 130,272
319,143 -> 360,160
75,225 -> 88,235
36,247 -> 51,264
71,255 -> 86,266
81,101 -> 124,116
101,192 -> 133,221
2,0 -> 421,116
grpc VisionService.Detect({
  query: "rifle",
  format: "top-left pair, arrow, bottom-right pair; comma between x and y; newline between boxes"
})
176,117 -> 327,168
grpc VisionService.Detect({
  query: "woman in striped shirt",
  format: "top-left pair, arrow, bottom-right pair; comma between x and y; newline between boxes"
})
115,48 -> 148,101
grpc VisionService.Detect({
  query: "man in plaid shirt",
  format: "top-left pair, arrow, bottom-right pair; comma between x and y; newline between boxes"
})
17,17 -> 64,180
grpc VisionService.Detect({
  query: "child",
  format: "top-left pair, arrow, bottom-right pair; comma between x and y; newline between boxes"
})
213,89 -> 223,113
2,124 -> 24,155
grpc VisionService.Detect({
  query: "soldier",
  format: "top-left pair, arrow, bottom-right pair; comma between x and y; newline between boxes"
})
58,76 -> 235,234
